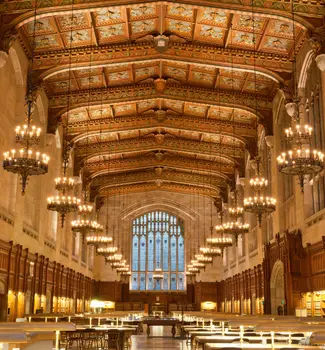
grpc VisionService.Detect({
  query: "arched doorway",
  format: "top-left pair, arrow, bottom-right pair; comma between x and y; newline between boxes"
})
270,260 -> 285,315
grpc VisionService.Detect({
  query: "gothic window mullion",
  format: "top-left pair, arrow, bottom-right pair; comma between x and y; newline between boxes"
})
131,211 -> 184,291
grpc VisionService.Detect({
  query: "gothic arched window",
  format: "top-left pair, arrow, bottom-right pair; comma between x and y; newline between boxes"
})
130,211 -> 185,291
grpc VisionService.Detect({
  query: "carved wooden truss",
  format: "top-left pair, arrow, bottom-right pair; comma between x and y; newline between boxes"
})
2,0 -> 324,199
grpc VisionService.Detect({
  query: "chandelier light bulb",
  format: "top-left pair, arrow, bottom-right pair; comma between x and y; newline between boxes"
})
15,124 -> 42,146
97,246 -> 118,256
54,176 -> 76,191
199,247 -> 222,257
105,254 -> 123,263
85,232 -> 111,246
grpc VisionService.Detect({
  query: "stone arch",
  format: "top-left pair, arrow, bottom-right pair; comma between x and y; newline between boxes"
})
35,89 -> 48,125
8,41 -> 27,87
298,49 -> 314,90
270,259 -> 285,314
121,198 -> 198,223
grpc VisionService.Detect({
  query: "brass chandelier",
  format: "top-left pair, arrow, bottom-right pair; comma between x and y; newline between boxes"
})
47,173 -> 80,227
244,158 -> 276,226
277,101 -> 324,191
222,190 -> 249,243
153,268 -> 164,280
3,3 -> 49,194
199,246 -> 222,257
71,199 -> 108,246
97,246 -> 118,256
105,253 -> 123,263
3,91 -> 50,194
206,199 -> 233,254
276,3 -> 324,191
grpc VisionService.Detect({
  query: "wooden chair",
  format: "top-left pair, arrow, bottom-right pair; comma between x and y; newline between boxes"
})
103,330 -> 120,350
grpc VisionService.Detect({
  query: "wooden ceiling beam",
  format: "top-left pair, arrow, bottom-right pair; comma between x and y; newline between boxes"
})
37,42 -> 290,80
97,182 -> 219,199
74,135 -> 245,160
49,82 -> 272,116
83,153 -> 235,178
67,113 -> 256,140
91,168 -> 224,191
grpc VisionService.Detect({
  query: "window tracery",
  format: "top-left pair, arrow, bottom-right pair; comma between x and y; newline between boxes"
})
131,211 -> 185,291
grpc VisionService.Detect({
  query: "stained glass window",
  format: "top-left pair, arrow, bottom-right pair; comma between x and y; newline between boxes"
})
131,211 -> 186,291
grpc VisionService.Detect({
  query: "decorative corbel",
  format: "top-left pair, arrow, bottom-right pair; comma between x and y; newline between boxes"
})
0,27 -> 18,68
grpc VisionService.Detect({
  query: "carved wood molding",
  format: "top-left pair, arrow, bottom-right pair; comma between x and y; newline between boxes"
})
68,113 -> 256,140
83,154 -> 234,178
97,182 -> 219,198
74,135 -> 245,160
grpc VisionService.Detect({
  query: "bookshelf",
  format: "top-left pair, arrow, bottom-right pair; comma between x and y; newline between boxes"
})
303,291 -> 325,317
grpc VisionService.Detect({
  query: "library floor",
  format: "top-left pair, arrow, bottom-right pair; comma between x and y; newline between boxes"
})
130,326 -> 187,349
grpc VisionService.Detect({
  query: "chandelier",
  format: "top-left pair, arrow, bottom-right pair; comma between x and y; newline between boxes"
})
120,271 -> 131,276
111,259 -> 127,268
186,270 -> 196,276
244,158 -> 276,226
276,0 -> 324,191
188,266 -> 200,273
218,194 -> 249,244
47,175 -> 80,226
190,260 -> 206,269
3,4 -> 50,195
277,101 -> 324,191
116,267 -> 130,273
71,199 -> 107,245
153,268 -> 164,280
97,246 -> 118,256
199,247 -> 222,257
3,90 -> 49,194
216,222 -> 249,243
105,254 -> 123,263
206,236 -> 233,249
85,231 -> 111,246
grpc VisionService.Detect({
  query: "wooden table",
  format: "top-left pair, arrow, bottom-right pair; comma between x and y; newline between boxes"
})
194,335 -> 305,350
205,343 -> 321,350
142,318 -> 179,337
0,322 -> 75,350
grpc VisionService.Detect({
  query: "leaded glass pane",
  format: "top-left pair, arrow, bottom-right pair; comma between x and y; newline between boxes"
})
140,273 -> 146,290
178,235 -> 184,272
132,235 -> 138,271
171,236 -> 177,271
170,273 -> 177,290
156,232 -> 161,269
154,278 -> 161,291
132,273 -> 138,290
140,236 -> 146,271
163,232 -> 169,271
147,273 -> 154,290
148,232 -> 154,271
178,273 -> 185,290
163,273 -> 169,290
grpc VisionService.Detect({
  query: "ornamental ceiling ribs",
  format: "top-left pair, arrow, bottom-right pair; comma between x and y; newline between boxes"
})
1,0 -> 324,199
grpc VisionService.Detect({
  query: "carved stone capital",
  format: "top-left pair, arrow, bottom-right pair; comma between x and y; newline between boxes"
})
265,135 -> 274,149
315,54 -> 325,72
0,27 -> 18,56
0,51 -> 8,68
308,25 -> 325,54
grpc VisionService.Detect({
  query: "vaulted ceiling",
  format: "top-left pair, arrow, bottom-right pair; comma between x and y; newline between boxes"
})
2,0 -> 324,201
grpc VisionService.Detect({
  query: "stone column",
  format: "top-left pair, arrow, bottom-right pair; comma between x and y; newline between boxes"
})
265,135 -> 278,240
315,54 -> 325,121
